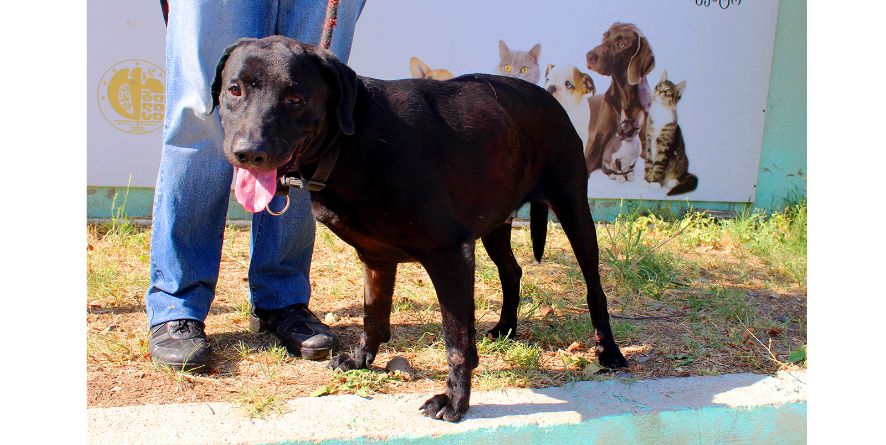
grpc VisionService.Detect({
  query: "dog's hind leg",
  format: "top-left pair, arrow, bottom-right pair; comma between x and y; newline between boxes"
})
418,234 -> 479,422
329,259 -> 396,371
544,175 -> 628,369
482,223 -> 521,339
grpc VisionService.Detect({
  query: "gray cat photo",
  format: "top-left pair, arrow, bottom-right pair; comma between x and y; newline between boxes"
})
496,40 -> 542,84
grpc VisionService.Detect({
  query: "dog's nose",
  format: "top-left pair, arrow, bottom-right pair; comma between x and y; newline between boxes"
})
587,51 -> 599,65
232,139 -> 268,167
547,85 -> 557,94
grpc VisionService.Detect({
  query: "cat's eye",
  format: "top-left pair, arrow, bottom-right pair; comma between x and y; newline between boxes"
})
565,81 -> 574,89
504,64 -> 512,73
519,66 -> 528,74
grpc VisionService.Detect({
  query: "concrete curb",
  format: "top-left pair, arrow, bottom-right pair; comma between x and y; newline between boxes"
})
87,370 -> 806,444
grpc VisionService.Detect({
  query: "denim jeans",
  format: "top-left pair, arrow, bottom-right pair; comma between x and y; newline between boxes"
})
146,0 -> 366,327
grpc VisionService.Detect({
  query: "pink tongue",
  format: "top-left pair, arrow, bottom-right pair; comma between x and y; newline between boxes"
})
234,167 -> 278,213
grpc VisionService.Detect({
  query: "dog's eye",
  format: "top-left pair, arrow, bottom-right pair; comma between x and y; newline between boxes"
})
565,81 -> 574,89
519,66 -> 528,74
228,83 -> 242,96
283,94 -> 304,106
503,64 -> 512,73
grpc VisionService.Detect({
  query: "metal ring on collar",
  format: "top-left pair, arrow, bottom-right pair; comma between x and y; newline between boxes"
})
266,194 -> 291,216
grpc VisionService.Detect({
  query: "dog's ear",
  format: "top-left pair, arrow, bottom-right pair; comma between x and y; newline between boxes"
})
409,57 -> 430,79
545,64 -> 554,78
317,49 -> 358,136
575,68 -> 595,96
627,32 -> 654,86
675,80 -> 687,97
211,38 -> 256,112
529,43 -> 542,62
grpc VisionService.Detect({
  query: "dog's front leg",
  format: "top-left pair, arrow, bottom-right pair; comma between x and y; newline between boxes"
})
329,260 -> 396,371
418,239 -> 479,422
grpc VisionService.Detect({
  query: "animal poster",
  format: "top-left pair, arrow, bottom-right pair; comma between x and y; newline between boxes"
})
347,0 -> 780,202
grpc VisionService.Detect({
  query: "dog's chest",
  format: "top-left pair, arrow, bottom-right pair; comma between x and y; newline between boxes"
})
311,198 -> 417,262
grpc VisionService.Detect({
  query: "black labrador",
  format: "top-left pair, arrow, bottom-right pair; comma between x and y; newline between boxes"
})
212,36 -> 627,422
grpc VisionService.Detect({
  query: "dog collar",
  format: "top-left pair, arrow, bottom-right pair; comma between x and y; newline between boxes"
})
279,142 -> 340,192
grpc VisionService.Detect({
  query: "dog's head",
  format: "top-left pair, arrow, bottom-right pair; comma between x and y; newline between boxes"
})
211,36 -> 357,212
409,57 -> 454,81
544,64 -> 595,105
586,23 -> 655,85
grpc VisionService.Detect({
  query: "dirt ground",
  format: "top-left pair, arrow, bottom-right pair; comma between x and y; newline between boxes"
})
87,212 -> 806,412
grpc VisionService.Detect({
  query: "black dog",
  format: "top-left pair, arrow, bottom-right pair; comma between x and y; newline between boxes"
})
212,36 -> 627,422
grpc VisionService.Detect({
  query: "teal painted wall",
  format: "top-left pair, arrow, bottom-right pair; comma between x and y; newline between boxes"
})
86,0 -> 805,221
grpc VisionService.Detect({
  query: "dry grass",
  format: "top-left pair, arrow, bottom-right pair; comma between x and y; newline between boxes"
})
86,203 -> 807,412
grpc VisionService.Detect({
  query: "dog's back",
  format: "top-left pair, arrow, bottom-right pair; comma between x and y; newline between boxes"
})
343,74 -> 586,238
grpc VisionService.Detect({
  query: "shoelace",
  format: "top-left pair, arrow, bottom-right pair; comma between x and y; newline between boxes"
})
172,319 -> 201,335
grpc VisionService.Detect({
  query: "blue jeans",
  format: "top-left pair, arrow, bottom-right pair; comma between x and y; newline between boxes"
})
146,0 -> 366,327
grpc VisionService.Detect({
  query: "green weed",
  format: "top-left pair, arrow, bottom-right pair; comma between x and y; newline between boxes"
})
312,369 -> 400,398
236,385 -> 285,417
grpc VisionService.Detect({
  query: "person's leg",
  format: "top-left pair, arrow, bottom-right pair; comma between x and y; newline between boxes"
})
146,0 -> 278,367
244,0 -> 366,361
248,0 -> 367,313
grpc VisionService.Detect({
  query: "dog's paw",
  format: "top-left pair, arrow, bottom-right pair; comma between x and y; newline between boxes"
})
487,324 -> 517,340
328,353 -> 359,371
419,394 -> 466,422
596,346 -> 629,369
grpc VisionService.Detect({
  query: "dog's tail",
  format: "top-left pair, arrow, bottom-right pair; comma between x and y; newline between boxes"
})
530,201 -> 548,263
667,173 -> 698,196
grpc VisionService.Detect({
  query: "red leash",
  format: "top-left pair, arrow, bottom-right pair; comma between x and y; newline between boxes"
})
319,0 -> 340,50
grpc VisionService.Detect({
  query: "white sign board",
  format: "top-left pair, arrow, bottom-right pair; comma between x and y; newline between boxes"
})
88,0 -> 779,203
87,0 -> 166,187
347,0 -> 779,202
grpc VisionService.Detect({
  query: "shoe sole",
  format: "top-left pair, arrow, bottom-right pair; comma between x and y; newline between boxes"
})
250,313 -> 335,361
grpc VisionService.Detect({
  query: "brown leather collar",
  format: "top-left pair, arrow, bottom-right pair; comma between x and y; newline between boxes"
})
279,142 -> 340,192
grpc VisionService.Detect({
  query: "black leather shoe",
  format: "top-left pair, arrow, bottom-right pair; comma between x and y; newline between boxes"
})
250,303 -> 337,360
148,319 -> 211,371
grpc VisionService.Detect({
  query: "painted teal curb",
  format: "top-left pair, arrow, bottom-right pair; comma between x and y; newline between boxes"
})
271,402 -> 806,445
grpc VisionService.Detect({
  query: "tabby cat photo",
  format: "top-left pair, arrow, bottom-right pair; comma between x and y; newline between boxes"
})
645,70 -> 698,196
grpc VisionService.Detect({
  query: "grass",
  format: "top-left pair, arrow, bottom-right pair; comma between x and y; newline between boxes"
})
312,369 -> 403,398
86,200 -> 807,408
236,385 -> 286,418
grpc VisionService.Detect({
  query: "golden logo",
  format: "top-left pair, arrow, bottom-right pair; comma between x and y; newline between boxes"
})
97,59 -> 166,134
